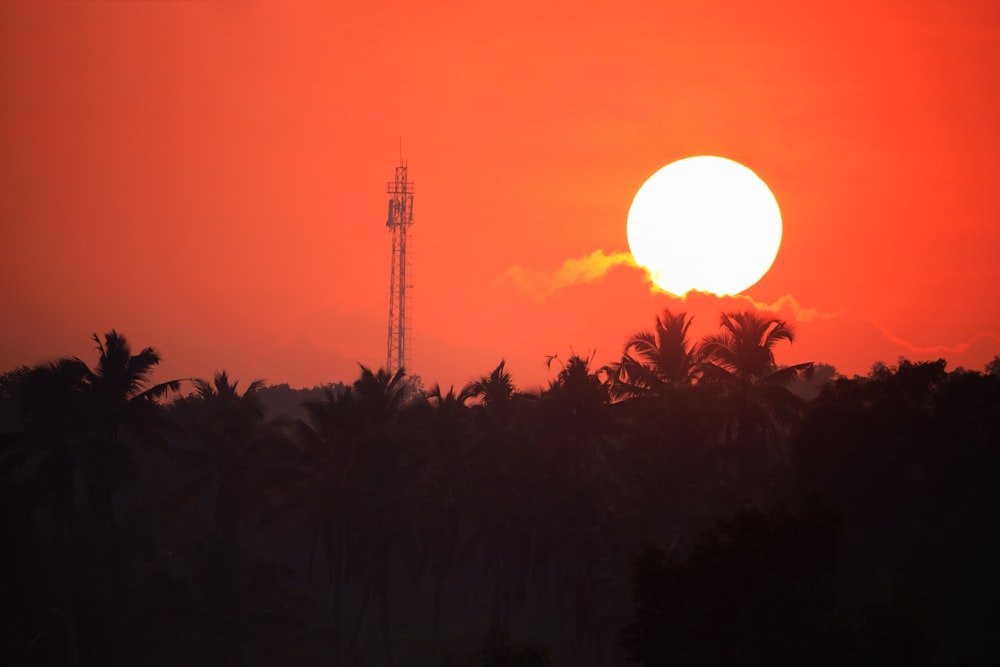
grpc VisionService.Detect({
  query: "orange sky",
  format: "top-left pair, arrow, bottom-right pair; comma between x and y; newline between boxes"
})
2,0 -> 998,391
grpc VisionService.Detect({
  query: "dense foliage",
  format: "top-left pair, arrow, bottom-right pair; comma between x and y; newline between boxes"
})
1,314 -> 997,666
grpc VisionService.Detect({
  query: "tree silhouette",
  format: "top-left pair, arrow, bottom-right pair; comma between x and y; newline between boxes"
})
464,360 -> 529,429
463,360 -> 545,633
603,309 -> 699,400
985,354 -> 1000,376
544,352 -> 612,461
792,358 -> 1000,665
699,310 -> 813,473
5,332 -> 180,666
346,364 -> 426,667
15,358 -> 92,666
622,504 -> 846,667
133,534 -> 317,667
419,384 -> 477,664
4,319 -> 999,665
352,364 -> 409,426
291,384 -> 360,667
169,371 -> 289,540
86,330 -> 182,443
543,353 -> 623,664
476,624 -> 554,667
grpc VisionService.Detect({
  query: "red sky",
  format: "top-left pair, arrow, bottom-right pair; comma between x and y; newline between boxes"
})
2,0 -> 998,391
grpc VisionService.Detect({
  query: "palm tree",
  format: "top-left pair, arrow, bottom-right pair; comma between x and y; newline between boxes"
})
603,311 -> 717,517
17,332 -> 181,541
465,360 -> 517,409
292,385 -> 362,667
604,310 -> 699,401
16,358 -> 92,667
170,371 -> 286,540
342,365 -> 426,667
421,384 -> 477,665
80,331 -> 182,662
546,353 -> 609,412
543,353 -> 612,471
13,331 -> 180,666
699,310 -> 813,462
543,354 -> 625,665
133,534 -> 317,666
463,361 -> 543,631
352,365 -> 408,424
86,330 -> 182,443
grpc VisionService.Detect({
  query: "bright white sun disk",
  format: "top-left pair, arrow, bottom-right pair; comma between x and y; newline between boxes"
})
627,156 -> 782,296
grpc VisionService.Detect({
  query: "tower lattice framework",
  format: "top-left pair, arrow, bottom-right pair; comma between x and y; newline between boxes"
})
385,158 -> 414,375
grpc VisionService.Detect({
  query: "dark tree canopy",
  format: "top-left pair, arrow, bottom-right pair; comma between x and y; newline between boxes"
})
1,323 -> 997,667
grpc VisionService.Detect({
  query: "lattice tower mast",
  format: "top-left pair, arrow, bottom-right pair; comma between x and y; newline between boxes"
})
385,158 -> 414,375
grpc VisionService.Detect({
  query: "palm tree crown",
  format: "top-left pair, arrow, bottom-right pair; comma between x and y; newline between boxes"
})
464,360 -> 517,408
698,310 -> 814,449
700,310 -> 808,385
87,330 -> 182,440
605,309 -> 699,399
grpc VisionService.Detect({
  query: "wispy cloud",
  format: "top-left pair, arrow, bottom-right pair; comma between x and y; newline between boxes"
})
867,325 -> 1000,358
493,250 -> 636,300
739,293 -> 849,323
495,253 -> 999,372
732,293 -> 1000,370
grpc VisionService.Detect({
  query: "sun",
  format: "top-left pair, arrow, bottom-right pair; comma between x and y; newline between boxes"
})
626,156 -> 782,296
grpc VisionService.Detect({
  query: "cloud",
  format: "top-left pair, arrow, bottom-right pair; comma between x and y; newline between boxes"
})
651,290 -> 999,374
750,294 -> 999,359
732,294 -> 1000,374
493,250 -> 637,300
739,293 -> 848,323
665,291 -> 848,325
866,325 -> 1000,359
494,250 -> 999,374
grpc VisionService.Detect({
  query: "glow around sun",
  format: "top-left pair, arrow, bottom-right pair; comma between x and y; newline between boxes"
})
626,156 -> 782,296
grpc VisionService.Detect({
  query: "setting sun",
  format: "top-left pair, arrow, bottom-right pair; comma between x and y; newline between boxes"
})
627,156 -> 783,297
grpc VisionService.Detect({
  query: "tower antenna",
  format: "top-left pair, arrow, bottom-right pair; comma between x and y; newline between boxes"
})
385,154 -> 414,375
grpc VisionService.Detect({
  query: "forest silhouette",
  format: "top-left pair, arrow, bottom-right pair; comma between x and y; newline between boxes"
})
1,310 -> 998,666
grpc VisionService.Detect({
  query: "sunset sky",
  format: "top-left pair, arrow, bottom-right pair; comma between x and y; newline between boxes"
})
2,0 -> 998,391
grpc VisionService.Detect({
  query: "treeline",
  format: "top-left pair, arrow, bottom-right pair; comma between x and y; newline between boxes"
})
0,311 -> 998,666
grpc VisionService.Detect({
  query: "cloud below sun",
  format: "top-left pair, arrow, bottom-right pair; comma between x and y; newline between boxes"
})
494,250 -> 1000,377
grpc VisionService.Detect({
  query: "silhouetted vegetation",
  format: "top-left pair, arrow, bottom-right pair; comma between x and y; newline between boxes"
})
623,503 -> 847,667
1,314 -> 998,666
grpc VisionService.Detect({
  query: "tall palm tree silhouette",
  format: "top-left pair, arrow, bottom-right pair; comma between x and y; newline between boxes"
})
15,331 -> 180,666
421,383 -> 476,665
604,310 -> 699,400
17,358 -> 91,667
352,365 -> 408,427
463,360 -> 540,630
172,371 -> 285,540
346,364 -> 424,667
87,330 -> 182,443
465,360 -> 517,411
699,310 -> 813,460
544,354 -> 624,665
293,384 -> 361,667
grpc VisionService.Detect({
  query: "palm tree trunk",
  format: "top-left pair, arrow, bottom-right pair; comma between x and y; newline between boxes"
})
55,516 -> 79,667
501,553 -> 513,630
332,525 -> 344,667
348,570 -> 372,660
494,557 -> 505,628
380,584 -> 393,667
429,572 -> 445,666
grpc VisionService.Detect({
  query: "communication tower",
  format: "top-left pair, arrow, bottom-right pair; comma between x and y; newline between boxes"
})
385,157 -> 414,375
